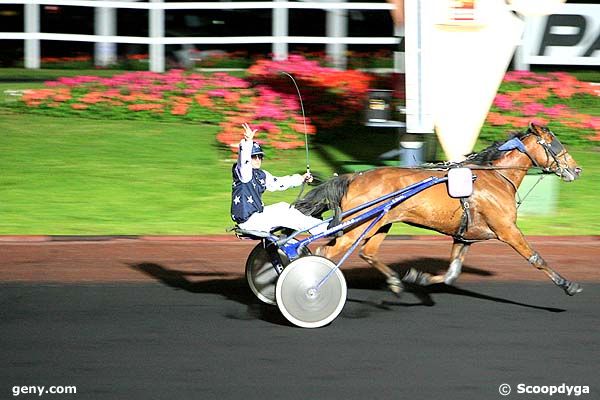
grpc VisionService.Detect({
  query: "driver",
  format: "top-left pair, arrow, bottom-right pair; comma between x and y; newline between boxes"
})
230,123 -> 326,235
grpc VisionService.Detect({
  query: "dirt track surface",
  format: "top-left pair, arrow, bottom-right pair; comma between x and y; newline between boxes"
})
3,236 -> 599,400
1,236 -> 599,284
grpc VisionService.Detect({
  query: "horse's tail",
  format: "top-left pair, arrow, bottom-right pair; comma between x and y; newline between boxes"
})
294,173 -> 354,227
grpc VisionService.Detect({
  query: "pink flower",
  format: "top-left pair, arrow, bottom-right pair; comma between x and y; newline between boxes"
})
522,102 -> 545,116
255,104 -> 286,120
586,117 -> 600,131
493,94 -> 514,111
543,104 -> 567,117
208,89 -> 227,98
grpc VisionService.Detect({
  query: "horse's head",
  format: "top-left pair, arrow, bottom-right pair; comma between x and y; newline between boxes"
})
524,123 -> 582,182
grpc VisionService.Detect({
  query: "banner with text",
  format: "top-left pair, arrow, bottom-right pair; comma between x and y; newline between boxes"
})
517,3 -> 600,69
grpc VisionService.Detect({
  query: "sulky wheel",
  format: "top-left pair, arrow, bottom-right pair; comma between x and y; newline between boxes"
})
275,255 -> 347,328
245,240 -> 309,305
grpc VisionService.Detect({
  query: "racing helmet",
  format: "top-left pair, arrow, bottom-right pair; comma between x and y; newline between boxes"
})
251,142 -> 264,157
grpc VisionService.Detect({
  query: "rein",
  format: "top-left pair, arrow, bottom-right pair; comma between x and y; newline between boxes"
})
516,174 -> 547,209
493,168 -> 546,209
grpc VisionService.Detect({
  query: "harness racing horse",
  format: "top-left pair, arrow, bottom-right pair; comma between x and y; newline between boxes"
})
294,123 -> 583,296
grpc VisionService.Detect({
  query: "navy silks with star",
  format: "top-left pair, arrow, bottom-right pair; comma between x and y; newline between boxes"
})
230,139 -> 302,224
231,164 -> 268,223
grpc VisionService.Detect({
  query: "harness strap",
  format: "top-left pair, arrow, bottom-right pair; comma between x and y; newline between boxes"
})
457,197 -> 471,238
494,168 -> 519,194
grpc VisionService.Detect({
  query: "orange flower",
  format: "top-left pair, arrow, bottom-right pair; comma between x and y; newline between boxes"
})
486,112 -> 509,126
171,96 -> 192,104
195,93 -> 213,108
127,103 -> 163,111
21,89 -> 54,102
224,91 -> 241,104
52,94 -> 72,102
171,104 -> 189,115
271,141 -> 304,150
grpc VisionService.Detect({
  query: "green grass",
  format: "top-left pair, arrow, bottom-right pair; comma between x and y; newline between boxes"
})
1,111 -> 598,235
0,68 -> 130,80
1,114 -> 217,234
514,149 -> 600,235
0,113 -> 338,234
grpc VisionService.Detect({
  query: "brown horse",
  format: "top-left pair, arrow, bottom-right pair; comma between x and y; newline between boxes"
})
294,123 -> 583,296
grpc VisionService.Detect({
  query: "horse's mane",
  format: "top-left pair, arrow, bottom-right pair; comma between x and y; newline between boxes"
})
461,130 -> 528,166
293,174 -> 354,225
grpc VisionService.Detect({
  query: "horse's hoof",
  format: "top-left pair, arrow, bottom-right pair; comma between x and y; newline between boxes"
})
386,276 -> 404,297
444,274 -> 458,286
403,268 -> 432,286
564,282 -> 583,296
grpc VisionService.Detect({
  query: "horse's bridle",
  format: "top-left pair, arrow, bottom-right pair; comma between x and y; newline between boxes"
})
528,126 -> 570,176
493,127 -> 570,206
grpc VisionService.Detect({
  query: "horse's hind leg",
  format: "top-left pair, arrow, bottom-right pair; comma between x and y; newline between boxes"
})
496,225 -> 582,296
429,240 -> 470,285
358,224 -> 406,295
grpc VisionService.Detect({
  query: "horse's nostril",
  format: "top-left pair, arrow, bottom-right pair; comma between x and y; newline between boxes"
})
575,167 -> 582,176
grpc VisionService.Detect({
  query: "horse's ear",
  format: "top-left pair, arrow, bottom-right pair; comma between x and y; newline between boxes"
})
528,122 -> 550,136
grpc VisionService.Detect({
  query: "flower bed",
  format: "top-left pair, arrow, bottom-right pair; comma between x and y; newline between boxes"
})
247,55 -> 373,129
11,56 -> 374,153
8,61 -> 599,154
18,70 -> 249,126
219,56 -> 373,150
485,71 -> 599,144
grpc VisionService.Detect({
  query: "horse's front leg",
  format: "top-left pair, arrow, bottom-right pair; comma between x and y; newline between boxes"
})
496,225 -> 582,296
429,240 -> 471,285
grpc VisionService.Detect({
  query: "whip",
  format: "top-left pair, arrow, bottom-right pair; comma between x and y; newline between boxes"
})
280,71 -> 310,176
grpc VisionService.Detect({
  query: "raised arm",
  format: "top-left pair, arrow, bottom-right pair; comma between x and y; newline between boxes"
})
234,123 -> 257,183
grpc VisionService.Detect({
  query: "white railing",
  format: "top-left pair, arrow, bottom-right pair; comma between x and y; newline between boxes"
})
0,0 -> 400,71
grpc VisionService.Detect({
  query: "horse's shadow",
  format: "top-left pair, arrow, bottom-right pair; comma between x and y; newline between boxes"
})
344,259 -> 565,313
128,257 -> 564,325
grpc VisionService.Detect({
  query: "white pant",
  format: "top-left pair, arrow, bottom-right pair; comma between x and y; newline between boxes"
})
238,202 -> 327,235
